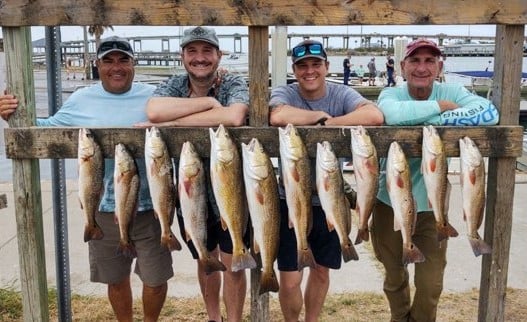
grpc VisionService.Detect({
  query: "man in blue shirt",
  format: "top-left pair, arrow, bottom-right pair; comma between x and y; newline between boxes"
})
0,36 -> 172,322
372,38 -> 499,322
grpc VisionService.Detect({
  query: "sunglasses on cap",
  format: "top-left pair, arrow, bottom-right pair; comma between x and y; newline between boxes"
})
292,43 -> 325,58
98,41 -> 132,53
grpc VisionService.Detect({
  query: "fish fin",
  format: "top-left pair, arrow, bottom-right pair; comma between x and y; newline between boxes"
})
220,216 -> 228,231
253,240 -> 261,254
291,164 -> 300,182
84,223 -> 104,242
429,158 -> 437,172
184,230 -> 192,242
354,227 -> 370,245
259,269 -> 280,295
469,236 -> 492,257
437,222 -> 459,242
469,169 -> 477,185
231,247 -> 257,272
326,218 -> 335,232
113,215 -> 119,225
202,256 -> 227,275
365,158 -> 377,174
183,178 -> 192,198
117,241 -> 137,259
297,247 -> 317,270
393,217 -> 401,231
255,186 -> 265,205
402,243 -> 425,265
396,174 -> 405,189
160,230 -> 182,252
153,210 -> 159,220
341,238 -> 359,262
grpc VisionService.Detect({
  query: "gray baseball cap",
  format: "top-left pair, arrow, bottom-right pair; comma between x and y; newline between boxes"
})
180,26 -> 220,49
96,36 -> 134,59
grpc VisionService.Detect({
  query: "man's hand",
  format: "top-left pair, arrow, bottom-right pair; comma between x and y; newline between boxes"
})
437,100 -> 458,112
0,93 -> 19,121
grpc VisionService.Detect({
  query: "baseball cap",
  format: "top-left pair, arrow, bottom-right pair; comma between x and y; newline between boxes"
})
291,40 -> 327,64
180,26 -> 220,49
404,38 -> 442,59
96,36 -> 134,59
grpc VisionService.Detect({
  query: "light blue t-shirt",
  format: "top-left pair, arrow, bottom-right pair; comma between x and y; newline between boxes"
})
37,82 -> 156,212
376,82 -> 499,212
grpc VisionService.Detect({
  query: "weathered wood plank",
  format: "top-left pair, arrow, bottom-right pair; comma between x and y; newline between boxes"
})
0,0 -> 525,26
248,26 -> 270,127
479,24 -> 525,322
4,126 -> 524,159
0,194 -> 7,209
4,27 -> 50,322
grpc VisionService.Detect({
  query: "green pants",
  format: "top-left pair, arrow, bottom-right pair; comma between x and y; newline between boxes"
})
370,201 -> 447,322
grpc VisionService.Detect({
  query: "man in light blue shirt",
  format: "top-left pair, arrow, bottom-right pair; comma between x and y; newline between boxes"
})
371,38 -> 499,322
0,36 -> 172,322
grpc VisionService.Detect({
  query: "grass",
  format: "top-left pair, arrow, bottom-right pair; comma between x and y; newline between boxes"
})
1,287 -> 526,321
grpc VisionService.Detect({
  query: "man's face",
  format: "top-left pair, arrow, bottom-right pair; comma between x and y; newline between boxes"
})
292,58 -> 329,93
401,48 -> 443,93
96,52 -> 135,94
182,41 -> 221,81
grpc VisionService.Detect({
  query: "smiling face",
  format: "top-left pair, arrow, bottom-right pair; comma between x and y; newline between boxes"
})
401,47 -> 443,99
96,52 -> 135,94
292,57 -> 329,99
181,41 -> 222,82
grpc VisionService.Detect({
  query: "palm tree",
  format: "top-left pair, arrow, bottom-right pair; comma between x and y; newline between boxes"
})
88,25 -> 114,48
85,25 -> 113,79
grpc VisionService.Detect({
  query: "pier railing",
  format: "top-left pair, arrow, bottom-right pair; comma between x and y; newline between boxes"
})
1,1 -> 526,321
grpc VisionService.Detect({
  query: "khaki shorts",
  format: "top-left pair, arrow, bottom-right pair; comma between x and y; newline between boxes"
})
89,210 -> 174,287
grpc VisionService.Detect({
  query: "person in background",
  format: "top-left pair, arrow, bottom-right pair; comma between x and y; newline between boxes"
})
141,26 -> 249,322
385,54 -> 396,87
0,36 -> 172,322
372,38 -> 499,322
269,39 -> 384,322
367,57 -> 377,86
342,50 -> 352,86
355,64 -> 366,85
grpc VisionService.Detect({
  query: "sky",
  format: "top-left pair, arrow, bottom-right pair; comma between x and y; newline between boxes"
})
31,25 -> 503,42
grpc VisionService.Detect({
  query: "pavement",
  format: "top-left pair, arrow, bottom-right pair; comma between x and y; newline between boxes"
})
0,169 -> 526,299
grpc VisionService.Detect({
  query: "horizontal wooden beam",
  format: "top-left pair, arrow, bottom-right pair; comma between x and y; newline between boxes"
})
4,126 -> 524,159
0,0 -> 525,26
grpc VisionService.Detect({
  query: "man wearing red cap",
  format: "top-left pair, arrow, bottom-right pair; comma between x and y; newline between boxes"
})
371,38 -> 499,322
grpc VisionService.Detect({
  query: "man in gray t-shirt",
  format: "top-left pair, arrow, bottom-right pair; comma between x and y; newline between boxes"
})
269,39 -> 384,322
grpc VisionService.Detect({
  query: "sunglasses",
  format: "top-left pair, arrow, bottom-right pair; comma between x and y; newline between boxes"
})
98,41 -> 132,53
292,43 -> 325,58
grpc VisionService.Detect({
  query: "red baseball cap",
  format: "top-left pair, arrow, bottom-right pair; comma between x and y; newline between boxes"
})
404,38 -> 442,59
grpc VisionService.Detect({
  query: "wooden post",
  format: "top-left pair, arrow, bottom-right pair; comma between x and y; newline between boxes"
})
3,27 -> 49,321
0,194 -> 6,209
478,24 -> 525,322
248,25 -> 270,322
248,26 -> 270,127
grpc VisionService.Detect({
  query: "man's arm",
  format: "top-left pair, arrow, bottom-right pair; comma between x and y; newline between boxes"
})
269,104 -> 331,126
146,96 -> 223,123
158,102 -> 248,127
325,102 -> 384,126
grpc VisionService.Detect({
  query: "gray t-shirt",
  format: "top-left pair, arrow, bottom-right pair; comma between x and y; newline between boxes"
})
269,81 -> 369,205
269,81 -> 367,116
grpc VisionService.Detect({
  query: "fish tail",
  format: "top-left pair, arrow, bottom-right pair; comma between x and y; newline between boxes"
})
202,256 -> 227,275
297,247 -> 317,270
354,227 -> 370,245
231,247 -> 257,272
259,268 -> 280,295
160,230 -> 182,252
402,243 -> 425,265
117,241 -> 137,259
469,236 -> 492,257
436,222 -> 459,242
341,239 -> 359,262
84,223 -> 104,242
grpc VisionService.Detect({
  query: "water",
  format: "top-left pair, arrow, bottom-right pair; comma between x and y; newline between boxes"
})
1,55 -> 526,182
